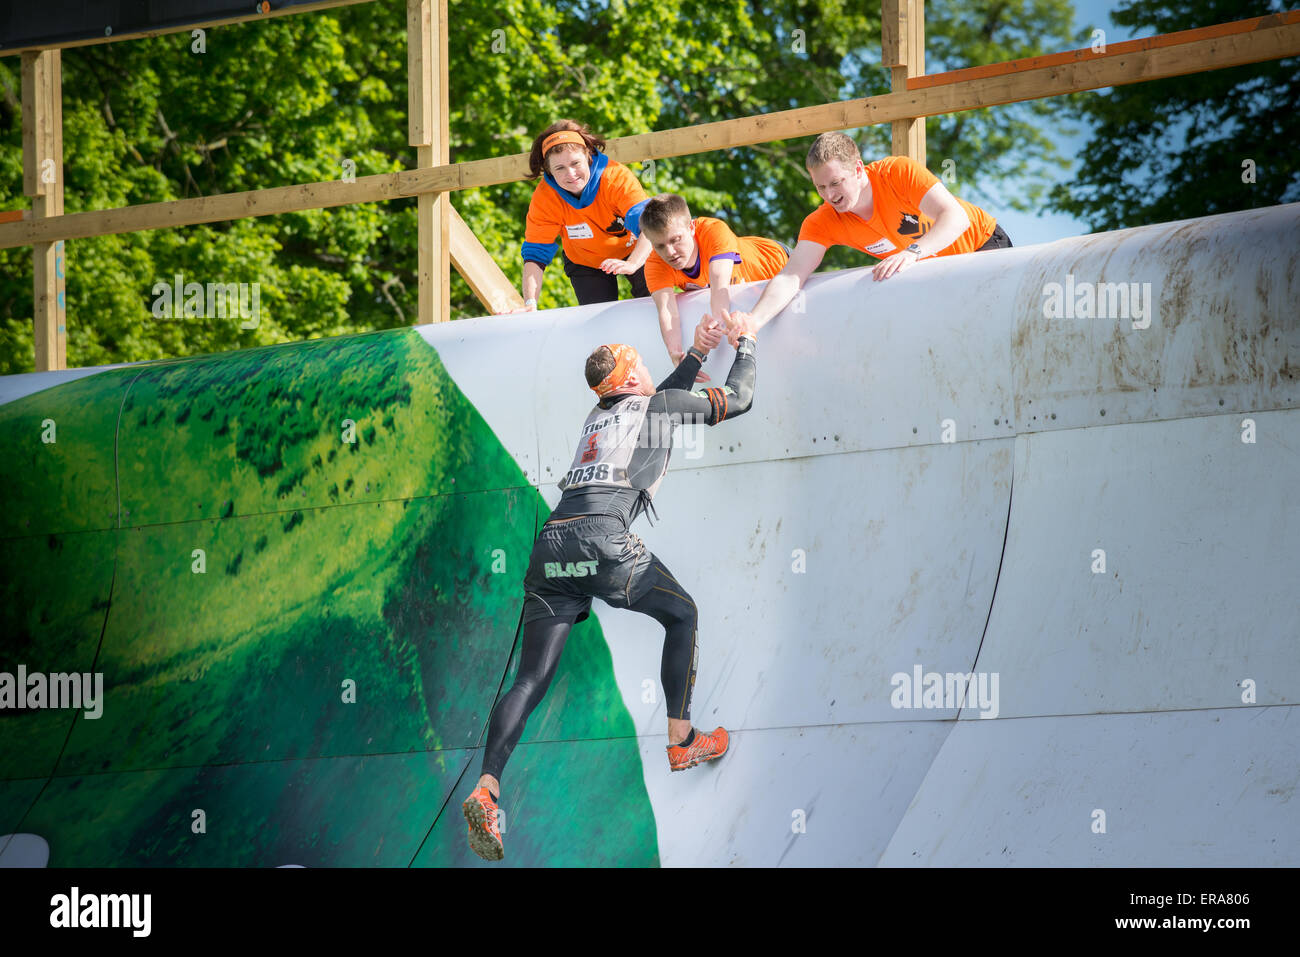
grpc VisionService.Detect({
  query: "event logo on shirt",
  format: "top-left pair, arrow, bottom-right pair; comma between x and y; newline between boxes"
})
898,213 -> 929,237
603,215 -> 629,237
580,434 -> 599,464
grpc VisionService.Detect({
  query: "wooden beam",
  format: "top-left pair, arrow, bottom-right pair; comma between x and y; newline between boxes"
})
0,0 -> 377,58
882,0 -> 904,68
910,8 -> 1300,89
408,0 -> 449,324
889,0 -> 925,163
22,50 -> 65,371
895,14 -> 1300,113
2,14 -> 1298,250
407,0 -> 433,155
1,173 -> 411,247
909,0 -> 927,80
449,206 -> 524,315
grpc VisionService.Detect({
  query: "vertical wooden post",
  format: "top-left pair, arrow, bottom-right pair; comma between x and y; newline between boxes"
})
882,0 -> 926,164
22,50 -> 66,370
408,0 -> 450,324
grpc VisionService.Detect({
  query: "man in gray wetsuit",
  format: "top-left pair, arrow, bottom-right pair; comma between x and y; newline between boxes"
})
461,310 -> 758,861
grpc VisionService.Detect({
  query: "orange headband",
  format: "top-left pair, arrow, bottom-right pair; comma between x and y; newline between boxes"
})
541,130 -> 587,156
593,344 -> 640,397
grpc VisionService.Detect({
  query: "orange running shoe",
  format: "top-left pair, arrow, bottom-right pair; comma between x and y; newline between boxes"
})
667,726 -> 729,771
462,786 -> 504,861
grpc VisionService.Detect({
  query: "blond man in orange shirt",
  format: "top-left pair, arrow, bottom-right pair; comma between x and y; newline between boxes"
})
639,193 -> 789,379
726,131 -> 1010,340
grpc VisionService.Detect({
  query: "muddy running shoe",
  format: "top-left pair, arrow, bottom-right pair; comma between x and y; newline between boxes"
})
667,726 -> 729,771
462,786 -> 504,861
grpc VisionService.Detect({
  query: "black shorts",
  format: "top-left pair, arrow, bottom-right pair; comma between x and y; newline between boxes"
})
521,515 -> 656,624
977,223 -> 1013,250
561,252 -> 651,305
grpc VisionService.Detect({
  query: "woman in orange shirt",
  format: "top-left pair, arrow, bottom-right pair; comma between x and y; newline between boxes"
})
510,120 -> 655,310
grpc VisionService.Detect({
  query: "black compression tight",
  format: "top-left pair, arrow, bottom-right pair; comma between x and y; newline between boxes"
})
480,558 -> 698,785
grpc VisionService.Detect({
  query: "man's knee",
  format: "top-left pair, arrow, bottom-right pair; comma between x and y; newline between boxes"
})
665,589 -> 698,629
682,586 -> 699,617
504,665 -> 558,713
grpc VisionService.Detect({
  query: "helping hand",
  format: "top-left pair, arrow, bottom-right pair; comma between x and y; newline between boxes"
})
720,309 -> 756,347
600,258 -> 637,275
694,316 -> 725,354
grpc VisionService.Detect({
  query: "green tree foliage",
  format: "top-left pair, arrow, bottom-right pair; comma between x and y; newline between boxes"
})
1,0 -> 1077,373
1047,0 -> 1300,231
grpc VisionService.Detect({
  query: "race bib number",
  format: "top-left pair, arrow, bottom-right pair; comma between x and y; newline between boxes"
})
566,222 -> 595,240
864,238 -> 896,256
559,462 -> 612,489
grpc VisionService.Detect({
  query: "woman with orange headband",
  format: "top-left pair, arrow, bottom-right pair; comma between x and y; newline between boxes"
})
508,119 -> 654,310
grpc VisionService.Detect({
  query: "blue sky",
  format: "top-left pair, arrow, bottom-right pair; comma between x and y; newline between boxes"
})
991,0 -> 1138,245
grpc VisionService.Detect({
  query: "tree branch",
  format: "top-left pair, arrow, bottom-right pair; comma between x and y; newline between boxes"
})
156,108 -> 203,197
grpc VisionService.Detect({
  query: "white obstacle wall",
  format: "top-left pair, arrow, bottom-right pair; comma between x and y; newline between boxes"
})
424,202 -> 1300,866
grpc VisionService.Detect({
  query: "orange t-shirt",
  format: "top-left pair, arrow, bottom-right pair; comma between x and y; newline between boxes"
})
523,153 -> 649,270
644,217 -> 789,294
798,156 -> 996,259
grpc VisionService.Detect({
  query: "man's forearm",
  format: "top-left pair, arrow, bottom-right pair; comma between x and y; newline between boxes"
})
659,310 -> 682,354
522,262 -> 544,302
709,283 -> 731,321
655,349 -> 703,392
912,209 -> 970,258
626,234 -> 653,269
751,272 -> 801,330
700,336 -> 755,424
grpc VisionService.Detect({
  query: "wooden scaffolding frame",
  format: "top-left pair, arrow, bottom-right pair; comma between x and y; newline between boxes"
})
4,2 -> 1299,370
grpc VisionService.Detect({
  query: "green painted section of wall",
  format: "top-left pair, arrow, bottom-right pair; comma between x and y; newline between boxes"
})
0,328 -> 658,866
416,737 -> 659,868
16,752 -> 473,867
0,372 -> 128,538
0,531 -> 114,780
0,779 -> 46,838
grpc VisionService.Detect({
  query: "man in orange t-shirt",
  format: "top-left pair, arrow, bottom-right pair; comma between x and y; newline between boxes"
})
639,193 -> 789,378
725,131 -> 1011,339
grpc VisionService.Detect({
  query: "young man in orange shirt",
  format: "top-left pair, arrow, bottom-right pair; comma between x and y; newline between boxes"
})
729,131 -> 1011,333
639,193 -> 789,378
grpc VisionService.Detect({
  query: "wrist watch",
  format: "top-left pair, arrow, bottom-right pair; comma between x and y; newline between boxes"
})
523,297 -> 537,307
687,346 -> 707,363
905,243 -> 923,259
